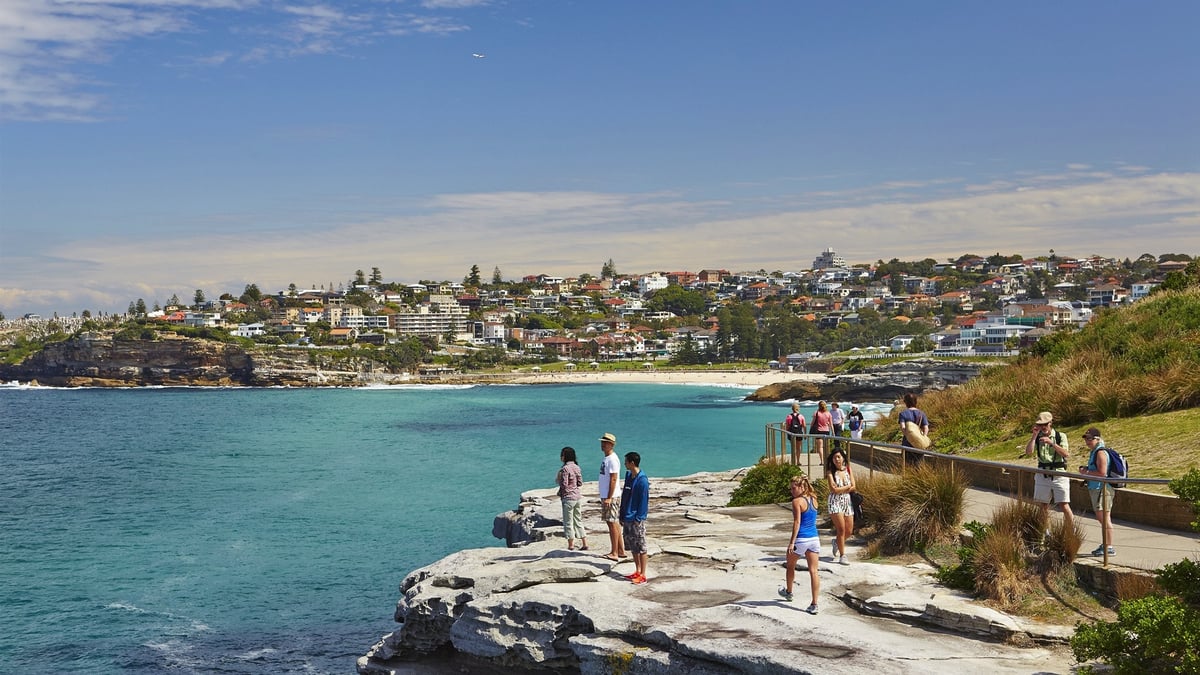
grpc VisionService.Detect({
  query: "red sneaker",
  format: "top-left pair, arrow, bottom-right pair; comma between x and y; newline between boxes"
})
623,572 -> 640,579
631,574 -> 647,585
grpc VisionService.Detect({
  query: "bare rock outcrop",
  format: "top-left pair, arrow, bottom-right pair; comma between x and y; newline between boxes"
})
359,470 -> 1071,674
745,358 -> 996,402
0,332 -> 415,387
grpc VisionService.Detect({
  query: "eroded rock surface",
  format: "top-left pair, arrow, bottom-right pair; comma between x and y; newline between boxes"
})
359,470 -> 1073,674
746,358 -> 995,402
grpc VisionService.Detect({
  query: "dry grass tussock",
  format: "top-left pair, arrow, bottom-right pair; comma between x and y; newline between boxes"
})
855,463 -> 966,555
972,525 -> 1029,607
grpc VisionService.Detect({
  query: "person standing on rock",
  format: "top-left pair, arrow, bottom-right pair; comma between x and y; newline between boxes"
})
618,451 -> 650,584
1023,411 -> 1074,535
825,449 -> 855,565
779,475 -> 821,614
598,432 -> 625,561
556,446 -> 588,551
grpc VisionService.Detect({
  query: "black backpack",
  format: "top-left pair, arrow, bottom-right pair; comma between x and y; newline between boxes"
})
786,413 -> 805,434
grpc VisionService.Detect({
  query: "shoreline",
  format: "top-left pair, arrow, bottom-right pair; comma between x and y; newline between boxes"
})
505,369 -> 823,387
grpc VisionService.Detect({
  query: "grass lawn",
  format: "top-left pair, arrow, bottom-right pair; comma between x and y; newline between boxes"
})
959,408 -> 1200,495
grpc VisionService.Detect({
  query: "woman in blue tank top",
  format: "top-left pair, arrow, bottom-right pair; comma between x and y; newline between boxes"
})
779,475 -> 821,614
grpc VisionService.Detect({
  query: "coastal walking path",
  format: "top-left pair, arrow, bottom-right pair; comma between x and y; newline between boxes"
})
958,483 -> 1200,570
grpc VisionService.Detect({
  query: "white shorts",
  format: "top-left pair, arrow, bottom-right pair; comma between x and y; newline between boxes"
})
792,536 -> 821,556
1033,473 -> 1071,505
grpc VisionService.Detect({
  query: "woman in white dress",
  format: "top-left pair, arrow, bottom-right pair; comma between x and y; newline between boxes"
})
825,448 -> 855,565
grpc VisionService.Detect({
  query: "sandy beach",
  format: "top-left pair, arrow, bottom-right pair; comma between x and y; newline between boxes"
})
507,368 -> 823,387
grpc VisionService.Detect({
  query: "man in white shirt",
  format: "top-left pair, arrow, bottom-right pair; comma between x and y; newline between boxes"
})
598,433 -> 625,561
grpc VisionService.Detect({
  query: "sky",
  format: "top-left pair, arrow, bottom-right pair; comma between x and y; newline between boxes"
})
1,1 -> 1198,318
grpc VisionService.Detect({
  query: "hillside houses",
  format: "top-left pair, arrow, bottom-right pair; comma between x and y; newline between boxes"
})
113,248 -> 1185,358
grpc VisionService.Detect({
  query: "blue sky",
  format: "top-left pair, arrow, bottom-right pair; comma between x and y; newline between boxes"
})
1,1 -> 1198,317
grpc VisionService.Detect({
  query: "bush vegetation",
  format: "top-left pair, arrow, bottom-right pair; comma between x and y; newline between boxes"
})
866,287 -> 1200,452
727,462 -> 807,506
1070,471 -> 1200,673
725,461 -> 830,507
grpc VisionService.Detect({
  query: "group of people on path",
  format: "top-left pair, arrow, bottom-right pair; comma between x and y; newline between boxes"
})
555,432 -> 650,584
553,397 -> 1122,609
1025,410 -> 1119,556
784,400 -> 867,463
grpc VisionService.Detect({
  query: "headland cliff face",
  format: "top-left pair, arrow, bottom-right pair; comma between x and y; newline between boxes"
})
0,333 -> 389,387
744,358 -> 995,402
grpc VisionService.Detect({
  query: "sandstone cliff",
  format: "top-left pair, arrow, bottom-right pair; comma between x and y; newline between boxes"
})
0,332 -> 406,387
744,358 -> 996,402
359,470 -> 1071,674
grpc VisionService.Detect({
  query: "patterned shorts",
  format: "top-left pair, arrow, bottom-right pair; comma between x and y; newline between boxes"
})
622,519 -> 647,553
602,500 -> 621,522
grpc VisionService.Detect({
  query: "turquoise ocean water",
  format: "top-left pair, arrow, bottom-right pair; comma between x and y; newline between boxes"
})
0,383 -> 888,673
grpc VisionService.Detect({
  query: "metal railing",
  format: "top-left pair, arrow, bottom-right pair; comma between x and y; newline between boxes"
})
766,423 -> 1192,567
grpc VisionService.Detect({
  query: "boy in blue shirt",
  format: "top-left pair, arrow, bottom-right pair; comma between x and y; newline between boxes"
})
619,452 -> 650,584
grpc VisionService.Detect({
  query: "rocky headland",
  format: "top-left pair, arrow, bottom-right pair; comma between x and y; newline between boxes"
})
0,332 -> 412,387
744,358 -> 995,402
359,469 -> 1073,675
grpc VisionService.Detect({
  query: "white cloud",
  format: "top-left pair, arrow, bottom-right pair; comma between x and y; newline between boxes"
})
0,0 -> 477,120
4,170 -> 1197,317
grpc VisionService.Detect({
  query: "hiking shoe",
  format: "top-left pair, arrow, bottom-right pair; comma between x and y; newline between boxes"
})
805,604 -> 819,615
839,555 -> 848,565
777,587 -> 793,602
1091,546 -> 1116,556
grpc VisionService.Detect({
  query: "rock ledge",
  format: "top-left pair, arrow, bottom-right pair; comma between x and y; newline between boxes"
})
358,470 -> 1072,674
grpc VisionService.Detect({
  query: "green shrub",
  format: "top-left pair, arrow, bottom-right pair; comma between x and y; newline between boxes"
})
1169,468 -> 1200,531
1071,465 -> 1200,673
935,520 -> 990,591
1071,596 -> 1200,675
727,463 -> 807,506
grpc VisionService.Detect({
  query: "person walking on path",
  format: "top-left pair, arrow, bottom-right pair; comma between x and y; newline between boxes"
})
830,402 -> 846,450
618,451 -> 650,584
556,446 -> 588,551
1023,411 -> 1074,534
810,401 -> 833,462
897,393 -> 930,467
598,432 -> 625,561
784,402 -> 807,465
825,449 -> 855,565
779,475 -> 821,614
1080,427 -> 1116,557
846,404 -> 865,440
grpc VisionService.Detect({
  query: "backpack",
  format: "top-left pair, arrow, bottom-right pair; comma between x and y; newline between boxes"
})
786,413 -> 805,434
1104,447 -> 1128,489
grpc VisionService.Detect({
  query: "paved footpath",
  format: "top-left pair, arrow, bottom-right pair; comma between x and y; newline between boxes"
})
961,485 -> 1200,571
